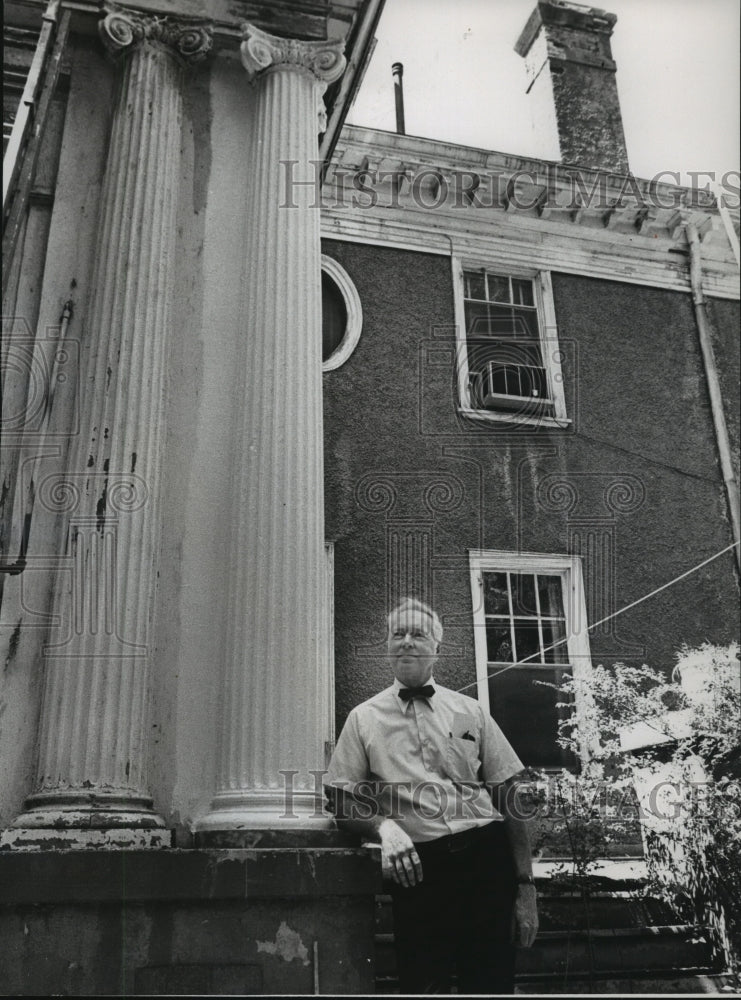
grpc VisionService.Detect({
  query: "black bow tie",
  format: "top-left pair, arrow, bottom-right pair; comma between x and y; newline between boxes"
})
399,685 -> 435,702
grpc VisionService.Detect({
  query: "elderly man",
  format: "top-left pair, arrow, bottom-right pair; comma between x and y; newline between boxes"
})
325,597 -> 538,995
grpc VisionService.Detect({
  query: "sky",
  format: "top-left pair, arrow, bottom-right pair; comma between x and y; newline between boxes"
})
348,0 -> 740,190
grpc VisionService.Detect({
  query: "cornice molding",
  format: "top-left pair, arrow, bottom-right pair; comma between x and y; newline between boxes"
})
99,3 -> 212,63
320,126 -> 739,299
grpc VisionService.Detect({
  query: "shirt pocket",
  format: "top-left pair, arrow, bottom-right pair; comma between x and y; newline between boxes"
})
445,735 -> 481,783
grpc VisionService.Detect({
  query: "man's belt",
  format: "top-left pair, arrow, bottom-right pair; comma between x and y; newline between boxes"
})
414,820 -> 501,855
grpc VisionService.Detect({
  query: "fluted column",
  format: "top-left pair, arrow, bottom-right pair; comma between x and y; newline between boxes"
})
197,26 -> 345,834
8,6 -> 212,842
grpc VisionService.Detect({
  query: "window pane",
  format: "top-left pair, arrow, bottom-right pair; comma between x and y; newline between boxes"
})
543,619 -> 569,664
484,305 -> 538,341
486,623 -> 513,662
484,572 -> 510,615
512,278 -> 534,307
489,665 -> 575,769
467,341 -> 503,375
465,301 -> 491,337
511,574 -> 537,616
465,272 -> 486,300
487,304 -> 518,337
485,341 -> 544,368
513,621 -> 541,663
538,575 -> 565,618
512,306 -> 539,338
487,273 -> 510,302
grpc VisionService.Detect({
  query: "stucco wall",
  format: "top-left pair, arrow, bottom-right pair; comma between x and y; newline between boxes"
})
321,238 -> 740,735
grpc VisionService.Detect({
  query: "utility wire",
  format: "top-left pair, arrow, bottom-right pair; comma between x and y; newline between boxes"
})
457,539 -> 740,695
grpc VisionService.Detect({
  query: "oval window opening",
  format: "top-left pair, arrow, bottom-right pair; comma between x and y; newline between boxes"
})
322,271 -> 347,363
321,255 -> 362,371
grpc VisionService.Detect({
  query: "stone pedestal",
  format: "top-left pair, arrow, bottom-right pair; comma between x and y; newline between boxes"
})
5,6 -> 211,846
1,847 -> 381,996
197,26 -> 345,836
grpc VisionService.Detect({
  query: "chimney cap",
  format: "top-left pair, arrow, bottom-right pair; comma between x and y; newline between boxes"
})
515,0 -> 617,58
392,61 -> 404,74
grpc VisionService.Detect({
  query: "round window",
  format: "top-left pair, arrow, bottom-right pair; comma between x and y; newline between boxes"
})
321,255 -> 362,371
322,270 -> 347,362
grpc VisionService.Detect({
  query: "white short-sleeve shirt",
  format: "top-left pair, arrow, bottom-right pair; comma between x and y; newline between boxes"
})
325,677 -> 524,842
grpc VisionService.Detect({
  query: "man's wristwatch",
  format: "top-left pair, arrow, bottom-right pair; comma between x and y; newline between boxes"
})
516,875 -> 535,885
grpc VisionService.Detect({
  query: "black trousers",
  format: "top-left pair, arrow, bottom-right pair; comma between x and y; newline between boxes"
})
390,821 -> 517,995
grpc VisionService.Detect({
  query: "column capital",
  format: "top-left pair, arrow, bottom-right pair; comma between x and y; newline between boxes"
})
240,23 -> 346,85
99,3 -> 213,63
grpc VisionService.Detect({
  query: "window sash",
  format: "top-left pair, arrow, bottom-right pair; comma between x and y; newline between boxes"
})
483,569 -> 568,665
469,551 -> 593,768
453,259 -> 569,427
463,270 -> 551,410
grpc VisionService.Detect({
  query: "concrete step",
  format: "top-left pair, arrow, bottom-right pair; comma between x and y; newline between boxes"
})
375,923 -> 719,977
376,973 -> 731,995
515,974 -> 735,994
375,888 -> 678,935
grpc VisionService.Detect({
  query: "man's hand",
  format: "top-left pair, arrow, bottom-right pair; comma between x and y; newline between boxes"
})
379,818 -> 423,888
510,883 -> 538,947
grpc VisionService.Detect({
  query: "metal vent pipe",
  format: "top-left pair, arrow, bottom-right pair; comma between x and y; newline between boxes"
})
392,61 -> 405,134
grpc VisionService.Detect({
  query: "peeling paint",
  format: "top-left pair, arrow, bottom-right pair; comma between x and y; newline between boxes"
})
95,487 -> 107,532
5,620 -> 22,670
305,851 -> 317,880
256,922 -> 309,966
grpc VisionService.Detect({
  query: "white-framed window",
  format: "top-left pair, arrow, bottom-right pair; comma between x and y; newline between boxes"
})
453,258 -> 569,428
469,550 -> 591,769
321,254 -> 362,371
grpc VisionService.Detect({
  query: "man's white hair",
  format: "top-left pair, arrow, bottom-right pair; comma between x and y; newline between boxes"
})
387,597 -> 443,644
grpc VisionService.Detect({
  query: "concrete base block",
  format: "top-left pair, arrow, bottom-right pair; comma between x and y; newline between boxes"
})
1,846 -> 382,995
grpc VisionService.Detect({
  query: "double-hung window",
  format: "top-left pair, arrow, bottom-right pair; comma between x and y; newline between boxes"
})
454,262 -> 568,427
469,551 -> 591,769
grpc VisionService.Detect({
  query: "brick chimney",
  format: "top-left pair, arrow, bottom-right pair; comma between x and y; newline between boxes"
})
515,0 -> 629,174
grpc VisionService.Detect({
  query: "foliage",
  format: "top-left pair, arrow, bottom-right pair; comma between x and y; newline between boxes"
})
534,642 -> 741,983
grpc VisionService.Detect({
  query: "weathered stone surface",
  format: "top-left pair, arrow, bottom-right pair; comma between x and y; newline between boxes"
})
11,10 -> 211,839
1,847 -> 381,995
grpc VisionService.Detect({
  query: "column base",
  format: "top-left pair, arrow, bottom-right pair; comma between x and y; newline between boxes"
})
5,790 -> 168,850
1,826 -> 172,851
195,788 -> 335,845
